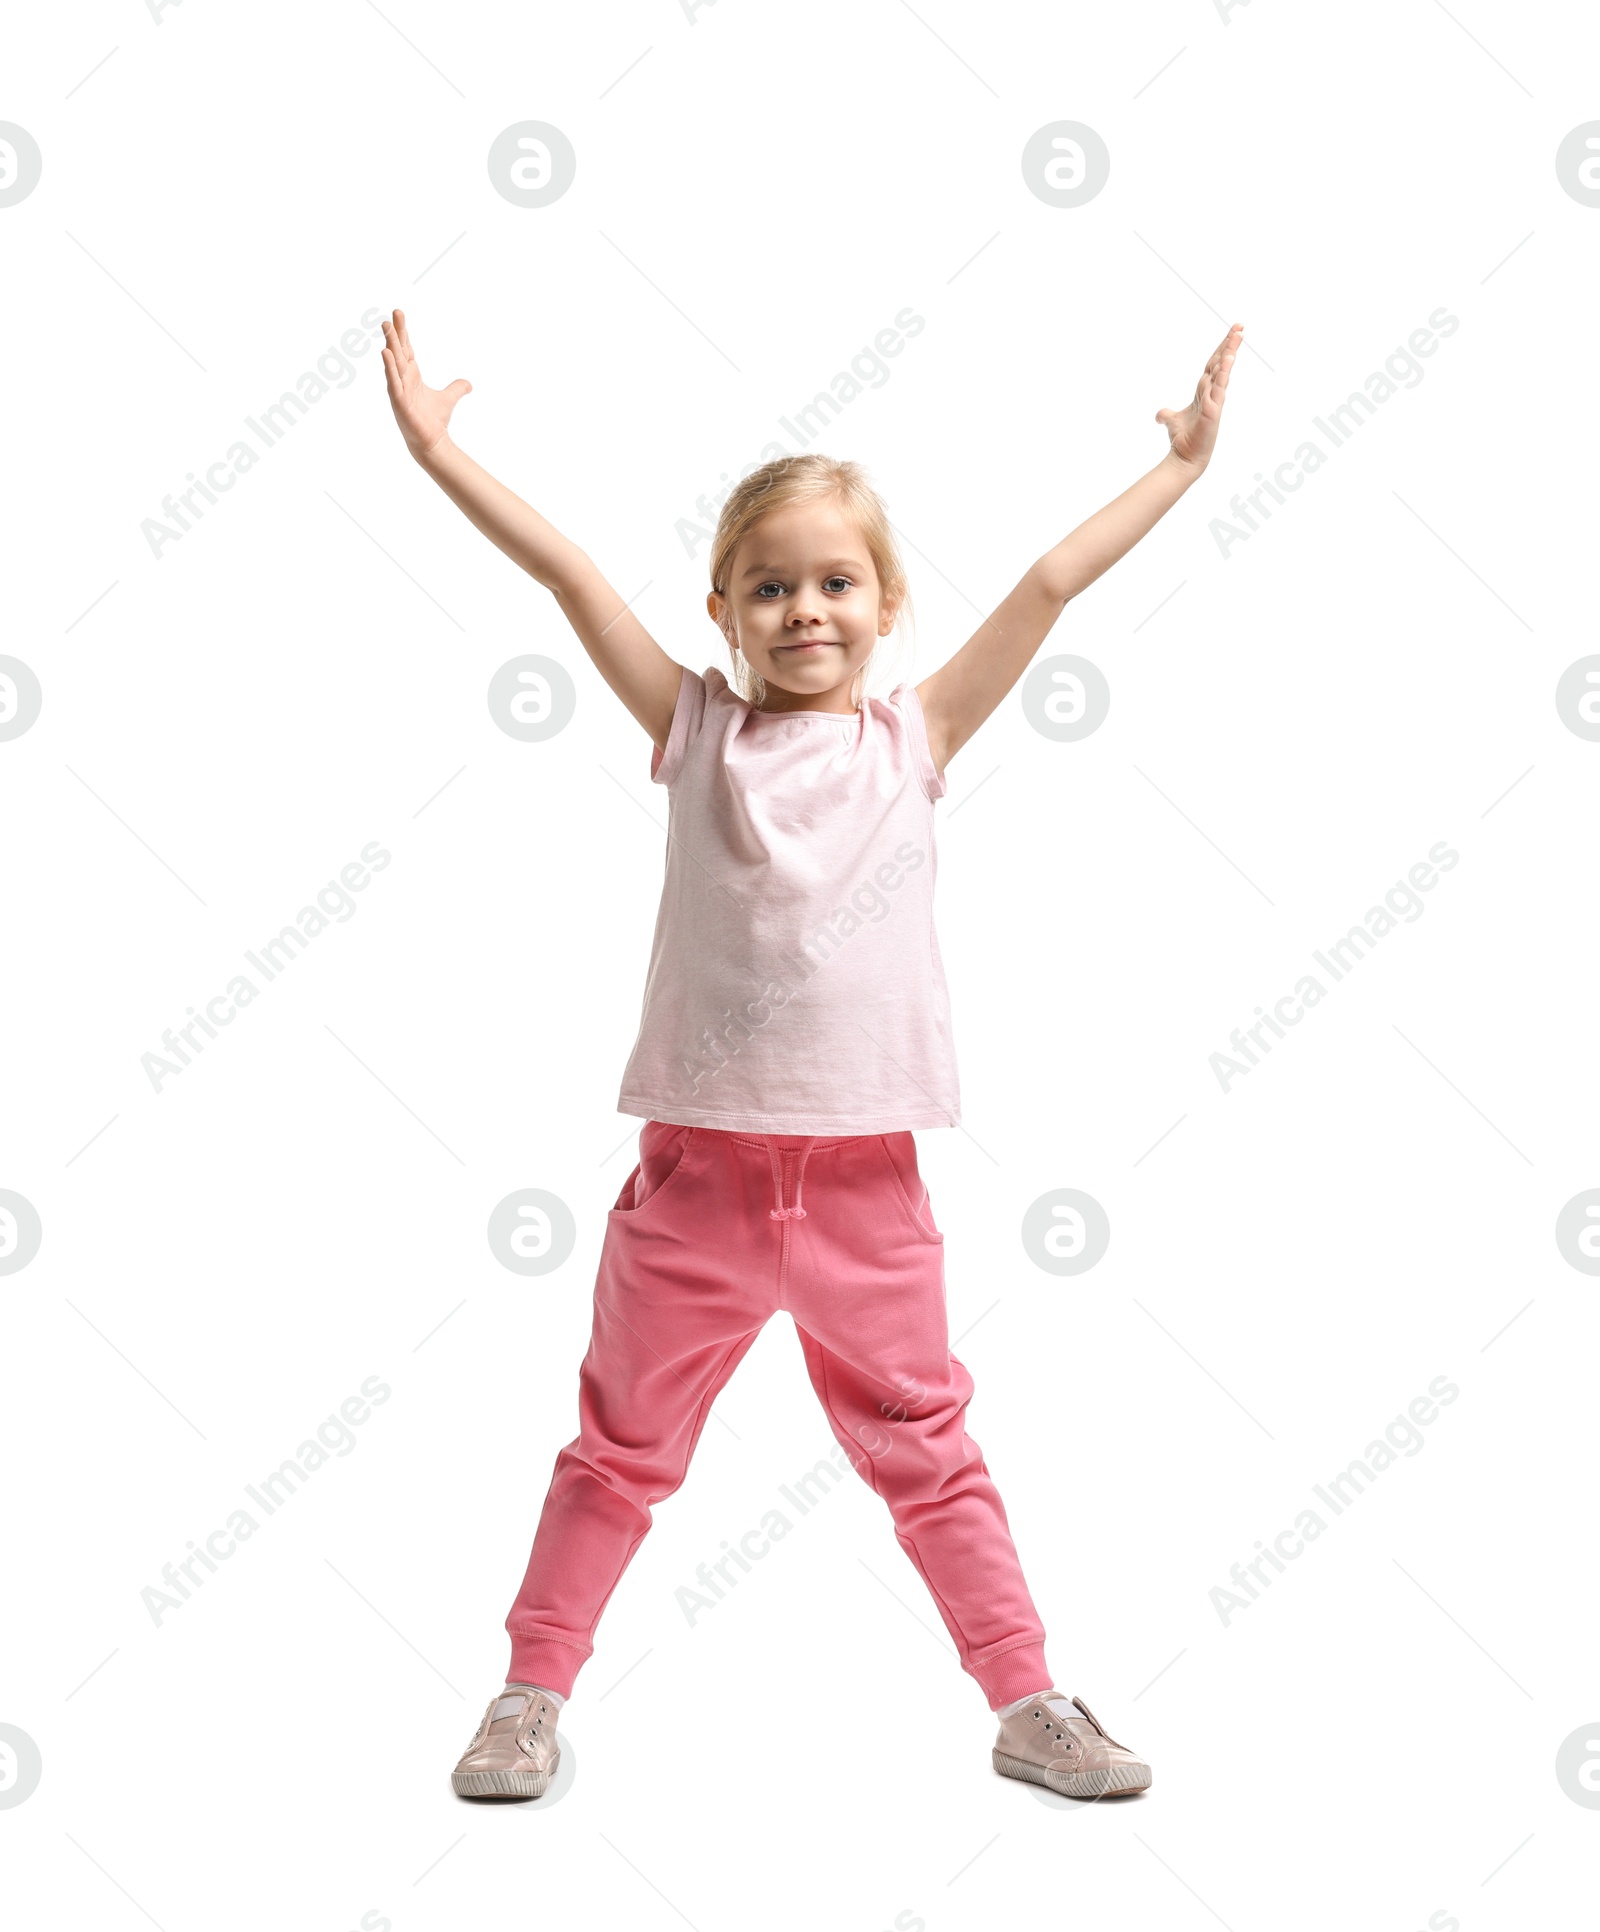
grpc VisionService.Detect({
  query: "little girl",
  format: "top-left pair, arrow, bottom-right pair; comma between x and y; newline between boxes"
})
381,308 -> 1240,1802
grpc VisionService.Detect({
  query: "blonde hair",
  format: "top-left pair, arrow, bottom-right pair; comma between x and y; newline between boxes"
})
708,454 -> 915,710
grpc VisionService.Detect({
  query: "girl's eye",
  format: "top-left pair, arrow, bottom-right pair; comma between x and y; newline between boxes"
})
752,577 -> 852,599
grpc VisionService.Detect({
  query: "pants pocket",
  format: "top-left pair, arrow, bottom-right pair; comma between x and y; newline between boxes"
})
611,1122 -> 698,1215
876,1132 -> 944,1243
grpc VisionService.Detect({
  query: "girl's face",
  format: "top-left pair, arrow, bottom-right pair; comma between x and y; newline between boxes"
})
708,499 -> 899,712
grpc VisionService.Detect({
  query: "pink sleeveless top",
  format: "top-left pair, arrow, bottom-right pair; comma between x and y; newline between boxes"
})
616,664 -> 961,1134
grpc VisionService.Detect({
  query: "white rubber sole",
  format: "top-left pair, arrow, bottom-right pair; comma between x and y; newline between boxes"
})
452,1751 -> 558,1799
993,1747 -> 1151,1798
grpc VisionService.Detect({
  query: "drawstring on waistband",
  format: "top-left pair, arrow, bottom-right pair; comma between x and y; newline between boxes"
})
766,1137 -> 818,1221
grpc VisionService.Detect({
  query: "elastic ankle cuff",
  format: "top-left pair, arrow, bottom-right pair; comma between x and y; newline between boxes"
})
506,1637 -> 585,1699
978,1643 -> 1054,1710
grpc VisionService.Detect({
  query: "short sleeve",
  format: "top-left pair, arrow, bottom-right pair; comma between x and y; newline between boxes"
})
650,663 -> 705,786
892,683 -> 947,800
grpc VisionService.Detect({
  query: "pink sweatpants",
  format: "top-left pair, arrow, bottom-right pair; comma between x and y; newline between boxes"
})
505,1122 -> 1052,1709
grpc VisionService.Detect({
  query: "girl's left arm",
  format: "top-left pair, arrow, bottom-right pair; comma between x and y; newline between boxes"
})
916,324 -> 1242,774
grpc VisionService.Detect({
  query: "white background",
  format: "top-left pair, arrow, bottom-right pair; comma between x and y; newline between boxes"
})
3,1 -> 1596,1927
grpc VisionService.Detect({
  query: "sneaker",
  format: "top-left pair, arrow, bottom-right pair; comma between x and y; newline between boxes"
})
993,1693 -> 1152,1798
451,1684 -> 561,1799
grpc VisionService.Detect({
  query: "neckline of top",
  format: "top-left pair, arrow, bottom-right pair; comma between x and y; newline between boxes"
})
753,706 -> 860,719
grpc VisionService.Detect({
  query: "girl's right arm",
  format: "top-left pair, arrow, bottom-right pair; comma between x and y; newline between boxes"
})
380,309 -> 682,750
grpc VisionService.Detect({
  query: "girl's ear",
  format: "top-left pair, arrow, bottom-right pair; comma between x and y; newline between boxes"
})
707,591 -> 737,649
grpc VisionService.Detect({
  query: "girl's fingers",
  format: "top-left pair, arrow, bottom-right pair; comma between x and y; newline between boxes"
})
383,313 -> 411,371
1206,324 -> 1242,375
381,345 -> 420,425
1203,343 -> 1237,399
1207,326 -> 1240,373
395,308 -> 414,361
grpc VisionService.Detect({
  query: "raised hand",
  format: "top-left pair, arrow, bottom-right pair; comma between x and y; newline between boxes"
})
1155,323 -> 1242,472
380,308 -> 473,461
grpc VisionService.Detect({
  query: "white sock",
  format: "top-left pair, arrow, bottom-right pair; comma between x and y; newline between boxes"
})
999,1688 -> 1077,1721
504,1681 -> 565,1709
